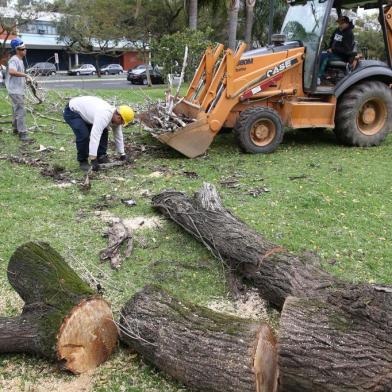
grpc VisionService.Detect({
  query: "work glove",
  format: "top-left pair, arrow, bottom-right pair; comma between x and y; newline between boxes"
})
91,159 -> 100,172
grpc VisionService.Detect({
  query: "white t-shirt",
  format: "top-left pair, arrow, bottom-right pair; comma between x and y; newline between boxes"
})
69,96 -> 125,157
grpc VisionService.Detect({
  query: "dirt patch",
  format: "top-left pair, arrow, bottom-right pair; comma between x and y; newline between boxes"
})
0,154 -> 72,183
0,372 -> 93,392
206,289 -> 268,321
95,211 -> 163,231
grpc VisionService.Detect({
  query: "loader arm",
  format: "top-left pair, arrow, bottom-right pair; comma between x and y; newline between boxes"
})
185,44 -> 224,105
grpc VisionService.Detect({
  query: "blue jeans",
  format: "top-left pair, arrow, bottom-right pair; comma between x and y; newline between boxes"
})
63,104 -> 108,162
318,51 -> 344,78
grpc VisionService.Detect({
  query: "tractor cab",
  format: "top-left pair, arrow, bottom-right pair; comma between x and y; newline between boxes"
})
282,0 -> 392,92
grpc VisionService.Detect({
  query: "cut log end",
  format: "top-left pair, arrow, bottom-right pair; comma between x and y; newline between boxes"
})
56,298 -> 118,374
254,325 -> 278,392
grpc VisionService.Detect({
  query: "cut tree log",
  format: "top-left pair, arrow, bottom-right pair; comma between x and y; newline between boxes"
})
120,285 -> 278,392
152,183 -> 339,310
0,241 -> 118,373
279,287 -> 392,391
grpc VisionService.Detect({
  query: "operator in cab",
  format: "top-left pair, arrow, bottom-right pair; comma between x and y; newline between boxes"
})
318,15 -> 354,85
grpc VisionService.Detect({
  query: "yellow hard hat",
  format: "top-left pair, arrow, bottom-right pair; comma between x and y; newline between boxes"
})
117,105 -> 134,126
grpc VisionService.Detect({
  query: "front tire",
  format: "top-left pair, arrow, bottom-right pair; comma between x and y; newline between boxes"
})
335,81 -> 392,146
234,107 -> 284,154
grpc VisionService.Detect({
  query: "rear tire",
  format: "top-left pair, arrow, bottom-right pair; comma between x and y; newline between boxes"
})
335,81 -> 392,146
234,107 -> 284,154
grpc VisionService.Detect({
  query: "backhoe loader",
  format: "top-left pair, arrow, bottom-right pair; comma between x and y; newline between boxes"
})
146,0 -> 392,158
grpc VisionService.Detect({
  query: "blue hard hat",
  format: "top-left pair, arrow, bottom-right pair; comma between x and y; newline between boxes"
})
10,38 -> 24,50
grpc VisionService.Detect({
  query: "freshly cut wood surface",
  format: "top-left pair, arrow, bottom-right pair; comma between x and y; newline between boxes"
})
120,285 -> 278,392
0,241 -> 118,373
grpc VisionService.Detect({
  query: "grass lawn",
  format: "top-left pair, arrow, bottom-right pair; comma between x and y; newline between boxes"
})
1,84 -> 392,391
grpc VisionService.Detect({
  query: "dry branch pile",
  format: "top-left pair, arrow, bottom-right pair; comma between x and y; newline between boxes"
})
138,100 -> 194,135
138,46 -> 193,136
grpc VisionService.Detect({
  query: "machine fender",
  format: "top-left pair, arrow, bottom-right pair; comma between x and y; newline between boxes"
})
335,66 -> 392,98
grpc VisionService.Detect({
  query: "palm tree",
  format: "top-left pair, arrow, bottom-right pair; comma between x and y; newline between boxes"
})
227,0 -> 240,50
253,0 -> 287,46
244,0 -> 256,47
188,0 -> 198,29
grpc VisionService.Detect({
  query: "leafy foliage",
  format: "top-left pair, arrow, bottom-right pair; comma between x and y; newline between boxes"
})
0,1 -> 50,62
151,28 -> 215,81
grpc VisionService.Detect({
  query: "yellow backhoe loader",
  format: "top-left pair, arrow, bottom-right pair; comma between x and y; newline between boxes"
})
146,0 -> 392,158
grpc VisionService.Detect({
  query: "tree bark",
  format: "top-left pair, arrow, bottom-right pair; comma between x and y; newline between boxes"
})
189,0 -> 198,30
227,0 -> 240,50
279,287 -> 392,391
245,0 -> 256,47
120,285 -> 278,392
0,241 -> 118,373
152,183 -> 340,310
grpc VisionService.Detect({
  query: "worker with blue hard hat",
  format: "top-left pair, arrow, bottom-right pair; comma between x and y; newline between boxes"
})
5,38 -> 33,142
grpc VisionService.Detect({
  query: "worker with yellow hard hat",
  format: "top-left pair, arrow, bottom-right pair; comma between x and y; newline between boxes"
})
63,96 -> 135,172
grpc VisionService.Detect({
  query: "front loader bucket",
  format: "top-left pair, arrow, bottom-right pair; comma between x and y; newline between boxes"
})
155,116 -> 214,158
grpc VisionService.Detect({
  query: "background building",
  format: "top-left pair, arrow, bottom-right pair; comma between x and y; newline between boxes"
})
0,1 -> 143,70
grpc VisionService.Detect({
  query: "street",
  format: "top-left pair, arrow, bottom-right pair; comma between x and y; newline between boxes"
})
36,73 -> 163,90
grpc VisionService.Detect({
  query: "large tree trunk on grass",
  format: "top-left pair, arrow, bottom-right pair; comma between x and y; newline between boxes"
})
120,285 -> 278,392
0,241 -> 118,373
279,286 -> 392,391
152,183 -> 340,310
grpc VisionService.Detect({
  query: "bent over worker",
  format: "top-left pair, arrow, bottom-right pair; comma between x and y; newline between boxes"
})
63,96 -> 134,172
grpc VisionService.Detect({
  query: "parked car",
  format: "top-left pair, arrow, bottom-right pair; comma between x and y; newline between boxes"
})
26,62 -> 56,76
100,64 -> 123,75
127,65 -> 164,85
68,64 -> 96,76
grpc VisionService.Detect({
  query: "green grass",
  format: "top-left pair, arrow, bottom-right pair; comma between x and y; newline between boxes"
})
1,85 -> 392,390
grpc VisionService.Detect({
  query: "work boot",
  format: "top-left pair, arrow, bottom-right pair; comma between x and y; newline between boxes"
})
13,128 -> 18,135
79,160 -> 91,173
19,132 -> 32,142
97,154 -> 110,164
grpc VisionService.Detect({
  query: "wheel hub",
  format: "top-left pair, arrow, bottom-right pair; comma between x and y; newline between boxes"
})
251,119 -> 276,146
361,105 -> 376,125
357,98 -> 387,136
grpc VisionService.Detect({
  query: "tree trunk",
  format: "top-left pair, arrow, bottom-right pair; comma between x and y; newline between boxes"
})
0,241 -> 118,373
189,0 -> 198,30
95,55 -> 101,77
245,0 -> 256,47
143,49 -> 152,87
279,287 -> 392,391
227,0 -> 240,50
120,285 -> 278,392
152,183 -> 340,310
